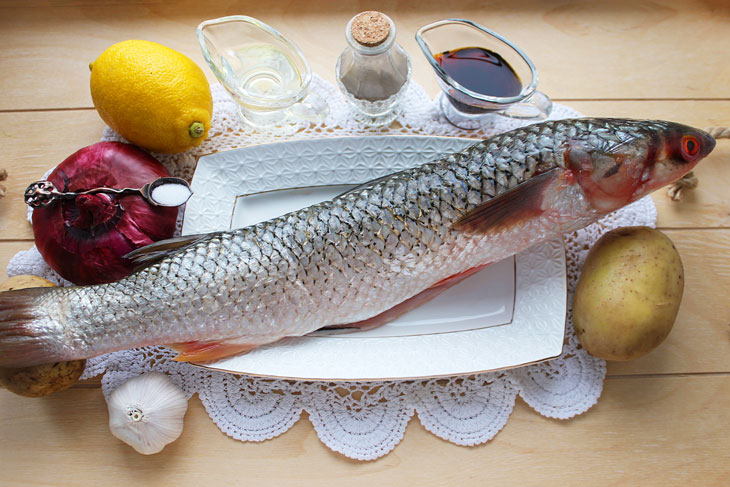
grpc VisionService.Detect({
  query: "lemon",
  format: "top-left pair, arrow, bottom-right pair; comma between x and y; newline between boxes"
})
90,40 -> 213,154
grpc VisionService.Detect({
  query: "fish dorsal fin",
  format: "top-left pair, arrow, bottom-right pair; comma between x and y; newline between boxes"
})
452,168 -> 560,234
124,233 -> 208,267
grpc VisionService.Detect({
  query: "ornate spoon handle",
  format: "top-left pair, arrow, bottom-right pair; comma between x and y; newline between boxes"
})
24,177 -> 192,208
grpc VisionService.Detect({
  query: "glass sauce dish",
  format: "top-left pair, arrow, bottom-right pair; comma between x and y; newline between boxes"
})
416,19 -> 552,129
197,15 -> 328,130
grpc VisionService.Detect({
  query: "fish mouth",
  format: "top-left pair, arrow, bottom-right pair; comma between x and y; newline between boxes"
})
700,130 -> 716,158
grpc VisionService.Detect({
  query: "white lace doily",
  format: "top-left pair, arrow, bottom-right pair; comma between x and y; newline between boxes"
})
8,76 -> 657,461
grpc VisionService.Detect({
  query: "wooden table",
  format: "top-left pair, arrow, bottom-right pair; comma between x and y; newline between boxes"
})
1,1 -> 728,485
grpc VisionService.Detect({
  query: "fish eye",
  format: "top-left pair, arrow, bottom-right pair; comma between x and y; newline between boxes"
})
682,135 -> 700,159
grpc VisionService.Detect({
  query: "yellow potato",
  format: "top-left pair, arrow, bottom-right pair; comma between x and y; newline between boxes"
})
573,227 -> 684,361
0,274 -> 55,291
0,361 -> 86,398
0,275 -> 86,397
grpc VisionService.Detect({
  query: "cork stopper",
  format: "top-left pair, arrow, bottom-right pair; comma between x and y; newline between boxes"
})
350,11 -> 391,47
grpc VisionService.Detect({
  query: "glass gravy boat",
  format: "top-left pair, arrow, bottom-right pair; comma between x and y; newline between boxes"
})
197,16 -> 328,130
416,19 -> 552,129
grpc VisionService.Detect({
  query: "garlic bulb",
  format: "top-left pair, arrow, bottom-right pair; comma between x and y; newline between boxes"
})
107,372 -> 188,454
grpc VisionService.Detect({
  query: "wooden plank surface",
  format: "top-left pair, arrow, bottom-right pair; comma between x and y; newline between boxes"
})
0,110 -> 105,241
1,375 -> 728,486
0,0 -> 729,110
0,0 -> 729,485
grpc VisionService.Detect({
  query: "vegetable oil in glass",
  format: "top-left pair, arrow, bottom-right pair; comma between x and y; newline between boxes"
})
197,16 -> 328,131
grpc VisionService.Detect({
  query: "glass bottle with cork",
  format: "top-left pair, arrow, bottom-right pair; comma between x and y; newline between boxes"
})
336,11 -> 411,126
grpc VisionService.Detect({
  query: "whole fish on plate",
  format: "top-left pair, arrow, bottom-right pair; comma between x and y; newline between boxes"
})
0,118 -> 715,367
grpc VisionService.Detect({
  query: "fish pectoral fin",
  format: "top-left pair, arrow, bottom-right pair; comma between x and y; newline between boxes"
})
124,233 -> 210,268
311,264 -> 489,337
170,339 -> 258,363
428,263 -> 490,288
451,168 -> 560,234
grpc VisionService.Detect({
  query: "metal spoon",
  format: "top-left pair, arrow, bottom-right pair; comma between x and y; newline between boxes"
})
24,177 -> 193,208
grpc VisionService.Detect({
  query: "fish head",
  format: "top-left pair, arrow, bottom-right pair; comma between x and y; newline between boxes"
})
565,120 -> 715,213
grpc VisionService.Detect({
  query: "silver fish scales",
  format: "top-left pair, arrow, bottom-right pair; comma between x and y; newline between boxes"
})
0,118 -> 715,366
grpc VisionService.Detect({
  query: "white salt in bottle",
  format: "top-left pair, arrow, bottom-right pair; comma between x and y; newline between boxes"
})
336,11 -> 411,126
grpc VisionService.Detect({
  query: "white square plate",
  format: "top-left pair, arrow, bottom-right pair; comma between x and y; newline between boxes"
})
183,136 -> 566,380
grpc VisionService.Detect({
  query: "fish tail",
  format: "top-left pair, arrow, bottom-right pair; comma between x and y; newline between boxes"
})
0,287 -> 60,368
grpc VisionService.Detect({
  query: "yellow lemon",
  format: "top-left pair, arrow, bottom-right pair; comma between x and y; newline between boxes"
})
90,40 -> 213,154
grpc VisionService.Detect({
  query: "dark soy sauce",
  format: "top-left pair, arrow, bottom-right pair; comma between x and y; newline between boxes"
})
435,47 -> 522,113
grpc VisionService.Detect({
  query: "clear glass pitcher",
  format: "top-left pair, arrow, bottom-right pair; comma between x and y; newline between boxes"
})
416,19 -> 552,129
196,16 -> 328,130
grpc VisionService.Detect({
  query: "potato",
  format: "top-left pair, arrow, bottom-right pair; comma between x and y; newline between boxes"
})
573,227 -> 684,361
0,274 -> 56,291
0,275 -> 86,397
0,360 -> 86,398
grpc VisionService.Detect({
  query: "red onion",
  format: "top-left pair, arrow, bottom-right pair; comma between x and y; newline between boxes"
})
32,142 -> 178,285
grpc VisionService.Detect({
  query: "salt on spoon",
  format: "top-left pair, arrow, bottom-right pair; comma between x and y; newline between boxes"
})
24,176 -> 193,208
149,179 -> 193,207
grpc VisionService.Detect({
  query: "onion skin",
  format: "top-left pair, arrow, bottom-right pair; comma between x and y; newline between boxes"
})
32,142 -> 178,285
